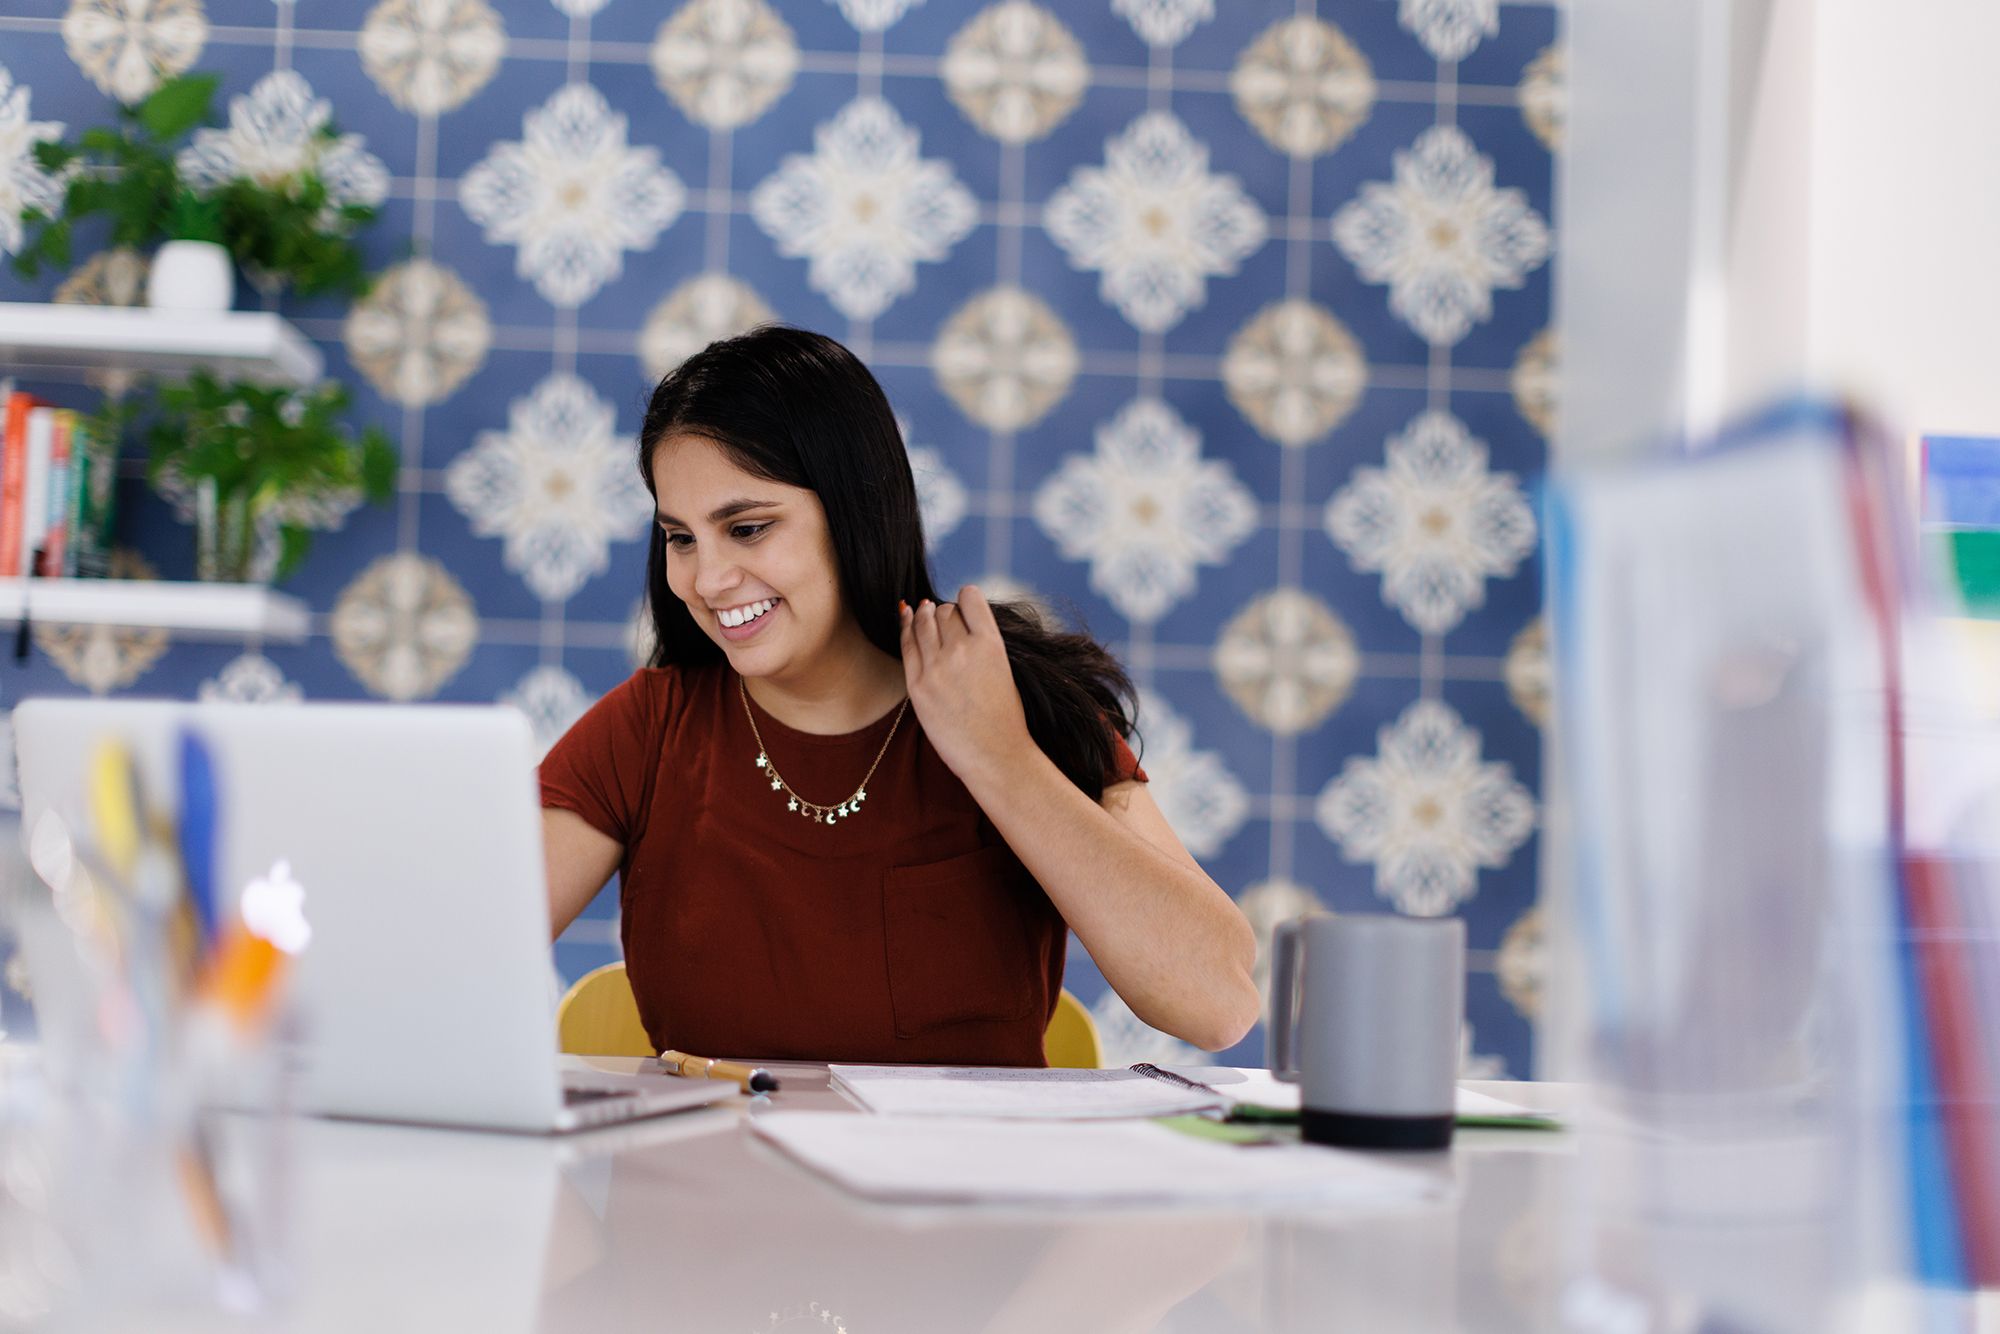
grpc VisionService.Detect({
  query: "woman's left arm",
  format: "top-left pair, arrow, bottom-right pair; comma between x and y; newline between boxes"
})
902,589 -> 1262,1053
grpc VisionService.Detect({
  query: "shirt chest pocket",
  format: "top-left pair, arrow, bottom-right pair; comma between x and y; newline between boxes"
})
881,844 -> 1039,1038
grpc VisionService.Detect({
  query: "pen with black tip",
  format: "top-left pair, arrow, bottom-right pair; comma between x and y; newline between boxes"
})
657,1049 -> 779,1094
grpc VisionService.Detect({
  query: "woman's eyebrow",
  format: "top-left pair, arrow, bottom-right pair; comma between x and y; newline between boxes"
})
655,498 -> 781,526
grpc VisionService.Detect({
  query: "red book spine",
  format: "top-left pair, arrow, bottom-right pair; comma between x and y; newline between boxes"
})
0,393 -> 32,579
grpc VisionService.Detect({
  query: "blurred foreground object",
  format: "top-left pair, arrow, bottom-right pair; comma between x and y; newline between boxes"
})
1549,399 -> 1999,1329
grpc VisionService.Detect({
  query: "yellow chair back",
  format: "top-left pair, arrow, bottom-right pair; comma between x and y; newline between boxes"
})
555,961 -> 1105,1068
555,962 -> 652,1059
1041,987 -> 1103,1069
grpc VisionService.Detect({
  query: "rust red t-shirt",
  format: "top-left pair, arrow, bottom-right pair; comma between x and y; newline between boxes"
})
538,662 -> 1147,1066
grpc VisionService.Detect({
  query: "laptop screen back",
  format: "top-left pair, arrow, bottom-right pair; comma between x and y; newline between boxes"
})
15,700 -> 565,1130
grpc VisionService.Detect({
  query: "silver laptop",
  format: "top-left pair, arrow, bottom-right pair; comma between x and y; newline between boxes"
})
13,698 -> 732,1133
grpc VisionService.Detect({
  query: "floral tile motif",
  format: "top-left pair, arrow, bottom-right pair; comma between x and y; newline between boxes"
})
36,551 -> 169,694
1497,905 -> 1545,1020
1325,408 -> 1536,635
444,373 -> 654,602
1131,687 -> 1249,861
1112,0 -> 1213,49
1520,45 -> 1564,152
200,652 -> 303,704
177,70 -> 390,224
1237,877 -> 1325,1022
63,0 -> 206,104
1089,987 -> 1206,1067
966,573 -> 1055,629
460,83 -> 686,309
1511,327 -> 1557,438
343,259 -> 493,407
1504,617 -> 1549,727
651,0 -> 799,133
359,0 -> 505,117
750,96 -> 978,322
331,553 -> 479,701
0,67 -> 70,261
1231,15 -> 1376,160
1045,111 -> 1267,334
1032,397 -> 1256,624
1316,697 -> 1535,917
1213,588 -> 1359,736
52,247 -> 147,306
627,597 -> 656,670
1222,299 -> 1366,448
503,664 -> 590,758
941,2 -> 1086,146
53,247 -> 148,396
930,287 -> 1077,431
1332,124 -> 1550,347
827,0 -> 923,33
1399,0 -> 1499,62
639,273 -> 777,381
904,422 -> 968,550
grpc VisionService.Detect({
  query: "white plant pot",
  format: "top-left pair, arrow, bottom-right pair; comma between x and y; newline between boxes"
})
147,241 -> 235,313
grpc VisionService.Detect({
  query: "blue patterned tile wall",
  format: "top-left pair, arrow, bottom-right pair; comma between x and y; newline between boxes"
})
0,0 -> 1559,1074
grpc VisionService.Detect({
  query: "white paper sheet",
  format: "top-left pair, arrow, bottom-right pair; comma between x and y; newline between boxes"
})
749,1111 -> 1438,1207
827,1064 -> 1227,1119
1162,1068 -> 1560,1124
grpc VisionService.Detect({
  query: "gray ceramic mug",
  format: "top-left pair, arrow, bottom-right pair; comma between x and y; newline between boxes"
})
1269,913 -> 1465,1150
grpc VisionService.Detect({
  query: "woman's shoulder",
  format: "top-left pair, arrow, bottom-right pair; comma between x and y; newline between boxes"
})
614,661 -> 727,720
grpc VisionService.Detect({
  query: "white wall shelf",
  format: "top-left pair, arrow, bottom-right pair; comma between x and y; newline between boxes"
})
0,303 -> 322,387
0,578 -> 311,642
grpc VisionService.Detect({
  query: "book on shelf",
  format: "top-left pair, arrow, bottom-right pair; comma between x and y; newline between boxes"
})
39,408 -> 73,578
0,388 -> 34,579
69,410 -> 115,579
20,403 -> 54,579
0,389 -> 120,582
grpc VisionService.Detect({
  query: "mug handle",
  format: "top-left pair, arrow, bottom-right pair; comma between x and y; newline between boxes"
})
1269,918 -> 1304,1084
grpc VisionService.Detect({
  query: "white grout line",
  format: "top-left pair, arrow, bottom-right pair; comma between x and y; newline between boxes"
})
1269,9 -> 1316,889
705,127 -> 733,270
288,320 -> 1526,391
395,112 -> 440,557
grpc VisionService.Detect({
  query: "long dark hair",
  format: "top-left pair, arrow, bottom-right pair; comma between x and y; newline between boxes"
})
637,326 -> 1139,799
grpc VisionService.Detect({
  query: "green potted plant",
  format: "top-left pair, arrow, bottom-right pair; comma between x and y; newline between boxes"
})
13,72 -> 381,308
12,75 -> 231,306
141,371 -> 397,583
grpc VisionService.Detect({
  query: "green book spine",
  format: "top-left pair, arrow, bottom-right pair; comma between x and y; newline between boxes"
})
72,420 -> 116,579
61,416 -> 87,577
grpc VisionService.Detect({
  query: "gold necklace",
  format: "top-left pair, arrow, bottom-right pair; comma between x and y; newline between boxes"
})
740,676 -> 907,825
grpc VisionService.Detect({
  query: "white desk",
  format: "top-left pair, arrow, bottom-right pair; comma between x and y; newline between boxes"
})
9,1064 -> 1971,1333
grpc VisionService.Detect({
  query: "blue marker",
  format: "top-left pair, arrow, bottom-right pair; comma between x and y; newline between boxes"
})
178,729 -> 220,946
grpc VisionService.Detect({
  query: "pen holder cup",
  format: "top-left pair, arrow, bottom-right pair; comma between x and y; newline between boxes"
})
0,835 -> 299,1327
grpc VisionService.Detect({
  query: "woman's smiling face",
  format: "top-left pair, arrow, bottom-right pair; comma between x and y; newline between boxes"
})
650,432 -> 849,677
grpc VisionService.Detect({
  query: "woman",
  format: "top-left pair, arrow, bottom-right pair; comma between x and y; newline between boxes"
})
540,326 -> 1259,1064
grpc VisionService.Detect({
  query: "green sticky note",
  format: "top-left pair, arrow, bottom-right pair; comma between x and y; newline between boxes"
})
1153,1115 -> 1285,1145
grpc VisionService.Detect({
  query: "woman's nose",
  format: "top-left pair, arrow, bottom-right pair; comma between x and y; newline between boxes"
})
690,548 -> 740,603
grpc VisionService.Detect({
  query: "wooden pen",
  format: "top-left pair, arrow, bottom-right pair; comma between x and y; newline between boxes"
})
657,1049 -> 779,1094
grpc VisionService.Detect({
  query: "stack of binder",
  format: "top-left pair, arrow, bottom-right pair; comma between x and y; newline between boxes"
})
1550,399 -> 2000,1294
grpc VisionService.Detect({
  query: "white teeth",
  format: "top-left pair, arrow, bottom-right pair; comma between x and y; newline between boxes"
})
719,598 -> 776,628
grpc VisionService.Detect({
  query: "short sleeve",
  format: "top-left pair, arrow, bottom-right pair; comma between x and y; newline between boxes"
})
538,670 -> 674,846
1106,721 -> 1148,786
